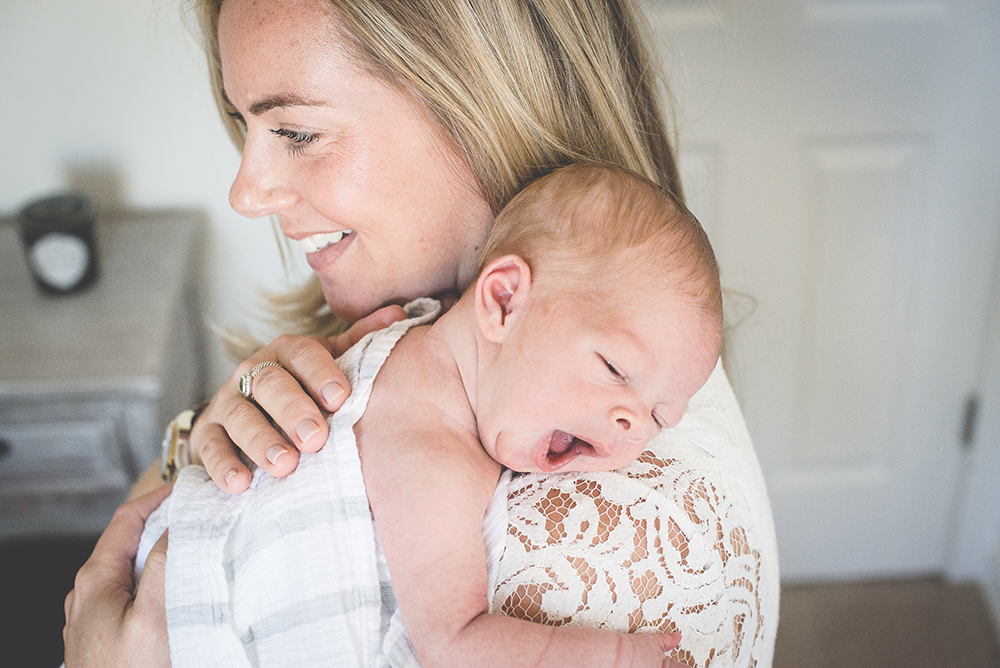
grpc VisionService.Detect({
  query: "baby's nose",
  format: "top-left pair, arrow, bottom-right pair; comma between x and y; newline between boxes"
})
611,406 -> 652,440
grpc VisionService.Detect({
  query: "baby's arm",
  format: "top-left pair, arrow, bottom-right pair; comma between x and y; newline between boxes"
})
360,422 -> 687,668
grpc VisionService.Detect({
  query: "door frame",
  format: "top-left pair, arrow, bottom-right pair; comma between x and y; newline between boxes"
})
947,236 -> 1000,637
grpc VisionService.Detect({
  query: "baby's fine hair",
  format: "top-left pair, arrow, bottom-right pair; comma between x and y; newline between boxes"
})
477,163 -> 722,323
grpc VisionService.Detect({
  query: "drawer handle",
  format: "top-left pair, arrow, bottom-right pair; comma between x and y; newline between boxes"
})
0,438 -> 10,459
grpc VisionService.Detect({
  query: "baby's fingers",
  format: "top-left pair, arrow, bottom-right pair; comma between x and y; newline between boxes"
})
654,632 -> 682,653
653,633 -> 693,668
662,659 -> 694,668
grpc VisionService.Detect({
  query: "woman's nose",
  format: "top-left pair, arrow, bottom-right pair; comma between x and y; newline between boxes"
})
228,138 -> 297,218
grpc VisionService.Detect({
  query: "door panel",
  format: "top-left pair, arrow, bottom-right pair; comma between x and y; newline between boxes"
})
648,0 -> 1000,579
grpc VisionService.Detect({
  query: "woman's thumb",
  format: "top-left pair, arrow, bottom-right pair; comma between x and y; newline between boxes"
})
134,529 -> 169,620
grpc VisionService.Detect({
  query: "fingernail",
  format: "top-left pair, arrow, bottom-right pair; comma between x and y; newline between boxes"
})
224,469 -> 238,487
658,631 -> 682,652
296,418 -> 322,446
266,445 -> 287,465
322,383 -> 345,407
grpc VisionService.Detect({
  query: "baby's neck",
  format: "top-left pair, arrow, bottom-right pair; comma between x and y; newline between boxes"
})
424,294 -> 485,420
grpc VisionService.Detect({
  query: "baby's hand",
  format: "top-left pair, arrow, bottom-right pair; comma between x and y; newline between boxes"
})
662,659 -> 694,668
633,632 -> 694,668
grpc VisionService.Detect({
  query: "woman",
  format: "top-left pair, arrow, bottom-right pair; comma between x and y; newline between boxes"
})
63,0 -> 778,665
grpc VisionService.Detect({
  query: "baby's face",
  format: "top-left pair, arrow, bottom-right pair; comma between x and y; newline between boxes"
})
476,275 -> 721,474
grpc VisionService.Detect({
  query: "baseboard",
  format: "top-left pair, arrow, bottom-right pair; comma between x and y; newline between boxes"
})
986,548 -> 1000,641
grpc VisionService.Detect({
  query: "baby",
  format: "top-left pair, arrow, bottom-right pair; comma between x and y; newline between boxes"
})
142,163 -> 722,668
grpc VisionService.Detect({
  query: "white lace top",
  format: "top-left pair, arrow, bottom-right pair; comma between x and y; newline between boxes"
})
491,361 -> 779,668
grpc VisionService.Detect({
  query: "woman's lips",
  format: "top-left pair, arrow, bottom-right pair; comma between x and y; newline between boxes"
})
301,230 -> 355,272
299,230 -> 353,253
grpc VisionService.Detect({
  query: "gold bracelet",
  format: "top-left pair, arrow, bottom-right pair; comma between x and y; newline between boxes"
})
160,403 -> 208,482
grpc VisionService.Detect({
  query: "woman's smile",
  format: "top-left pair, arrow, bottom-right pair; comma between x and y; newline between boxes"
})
218,0 -> 493,322
300,230 -> 356,273
298,230 -> 353,254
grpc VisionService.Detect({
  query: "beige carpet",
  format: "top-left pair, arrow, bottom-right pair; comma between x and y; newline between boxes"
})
774,578 -> 1000,668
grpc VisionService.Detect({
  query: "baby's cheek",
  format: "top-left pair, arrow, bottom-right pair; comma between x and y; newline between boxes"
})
619,441 -> 653,469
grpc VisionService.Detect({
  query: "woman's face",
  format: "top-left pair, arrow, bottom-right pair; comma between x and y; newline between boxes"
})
218,0 -> 494,322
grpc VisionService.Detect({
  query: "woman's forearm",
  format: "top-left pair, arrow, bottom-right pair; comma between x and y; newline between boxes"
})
127,462 -> 169,501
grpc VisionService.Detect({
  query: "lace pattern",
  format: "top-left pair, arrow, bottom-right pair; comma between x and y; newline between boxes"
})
491,363 -> 779,668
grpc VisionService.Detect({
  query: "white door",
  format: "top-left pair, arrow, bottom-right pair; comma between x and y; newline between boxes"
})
645,0 -> 1000,580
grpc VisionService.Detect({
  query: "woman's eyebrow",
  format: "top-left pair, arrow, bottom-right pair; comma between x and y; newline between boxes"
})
248,93 -> 321,116
219,88 -> 322,116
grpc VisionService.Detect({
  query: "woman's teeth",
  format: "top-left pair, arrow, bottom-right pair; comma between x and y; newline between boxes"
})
299,230 -> 352,253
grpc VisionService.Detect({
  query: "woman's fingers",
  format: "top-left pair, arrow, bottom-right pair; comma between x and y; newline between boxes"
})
191,333 -> 353,491
190,394 -> 276,492
132,529 -> 170,643
85,485 -> 173,587
63,486 -> 173,668
190,312 -> 407,493
234,338 -> 339,453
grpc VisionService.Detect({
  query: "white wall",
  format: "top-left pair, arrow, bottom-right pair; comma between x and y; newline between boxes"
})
0,0 -> 311,393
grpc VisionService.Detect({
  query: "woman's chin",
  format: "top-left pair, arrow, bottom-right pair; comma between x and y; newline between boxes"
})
319,283 -> 387,323
320,279 -> 462,323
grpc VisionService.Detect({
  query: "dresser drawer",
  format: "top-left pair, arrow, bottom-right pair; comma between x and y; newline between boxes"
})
0,211 -> 204,537
0,416 -> 129,496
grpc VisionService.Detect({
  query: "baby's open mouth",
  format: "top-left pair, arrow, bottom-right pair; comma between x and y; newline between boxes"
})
540,430 -> 593,471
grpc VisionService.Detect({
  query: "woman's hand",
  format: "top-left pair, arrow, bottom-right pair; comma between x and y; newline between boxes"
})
63,485 -> 172,668
191,305 -> 407,493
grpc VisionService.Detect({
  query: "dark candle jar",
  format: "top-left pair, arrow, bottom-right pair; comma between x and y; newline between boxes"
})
18,193 -> 100,295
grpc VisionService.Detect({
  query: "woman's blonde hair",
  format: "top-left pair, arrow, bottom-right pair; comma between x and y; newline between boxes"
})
190,0 -> 683,346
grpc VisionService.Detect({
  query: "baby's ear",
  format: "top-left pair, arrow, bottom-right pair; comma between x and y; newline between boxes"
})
475,254 -> 532,343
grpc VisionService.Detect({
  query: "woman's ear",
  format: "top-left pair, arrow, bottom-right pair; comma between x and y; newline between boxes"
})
475,255 -> 532,343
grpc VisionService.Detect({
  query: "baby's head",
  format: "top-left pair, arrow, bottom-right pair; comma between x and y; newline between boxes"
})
469,163 -> 723,473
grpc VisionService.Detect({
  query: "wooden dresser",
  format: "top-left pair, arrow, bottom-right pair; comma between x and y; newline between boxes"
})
0,209 -> 205,538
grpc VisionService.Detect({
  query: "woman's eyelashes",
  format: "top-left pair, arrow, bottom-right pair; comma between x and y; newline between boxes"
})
226,110 -> 247,134
270,127 -> 319,155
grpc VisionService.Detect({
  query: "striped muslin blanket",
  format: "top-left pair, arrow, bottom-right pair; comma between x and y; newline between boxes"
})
137,299 -> 512,667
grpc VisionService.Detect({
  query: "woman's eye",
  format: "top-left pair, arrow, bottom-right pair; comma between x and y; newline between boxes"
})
271,128 -> 319,154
